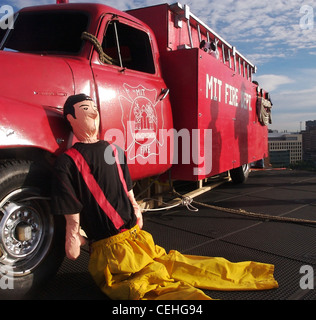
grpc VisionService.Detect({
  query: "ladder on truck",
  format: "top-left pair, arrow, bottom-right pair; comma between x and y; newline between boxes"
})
169,2 -> 256,82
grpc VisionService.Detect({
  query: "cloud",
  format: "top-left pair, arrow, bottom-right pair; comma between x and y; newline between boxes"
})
254,68 -> 316,132
267,80 -> 316,132
185,0 -> 316,63
273,87 -> 316,114
8,0 -> 52,9
254,74 -> 294,92
269,112 -> 315,132
245,53 -> 286,66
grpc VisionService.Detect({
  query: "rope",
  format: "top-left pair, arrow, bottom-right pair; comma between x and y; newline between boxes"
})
81,32 -> 118,65
180,196 -> 199,212
142,203 -> 179,212
172,189 -> 316,226
141,195 -> 198,212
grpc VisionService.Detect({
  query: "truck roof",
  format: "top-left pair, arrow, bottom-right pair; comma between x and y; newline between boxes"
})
18,3 -> 147,32
20,3 -> 126,16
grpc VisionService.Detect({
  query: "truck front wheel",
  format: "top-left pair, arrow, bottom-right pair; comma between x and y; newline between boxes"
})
0,160 -> 65,298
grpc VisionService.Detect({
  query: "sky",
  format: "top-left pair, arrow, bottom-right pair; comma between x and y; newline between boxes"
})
2,0 -> 316,133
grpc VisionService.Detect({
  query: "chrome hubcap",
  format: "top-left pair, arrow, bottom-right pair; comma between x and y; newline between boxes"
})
0,202 -> 42,260
0,188 -> 53,275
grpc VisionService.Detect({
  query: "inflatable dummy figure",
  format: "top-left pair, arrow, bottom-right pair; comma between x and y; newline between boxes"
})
51,94 -> 278,300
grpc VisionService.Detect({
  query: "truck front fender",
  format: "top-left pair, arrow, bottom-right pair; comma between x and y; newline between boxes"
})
0,97 -> 71,155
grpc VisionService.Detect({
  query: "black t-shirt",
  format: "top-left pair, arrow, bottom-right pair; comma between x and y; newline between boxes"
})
51,140 -> 137,241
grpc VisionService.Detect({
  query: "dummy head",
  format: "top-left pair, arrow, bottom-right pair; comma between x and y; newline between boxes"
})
64,94 -> 100,143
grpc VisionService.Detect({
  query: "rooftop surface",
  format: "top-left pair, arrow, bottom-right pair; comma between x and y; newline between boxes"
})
30,169 -> 316,300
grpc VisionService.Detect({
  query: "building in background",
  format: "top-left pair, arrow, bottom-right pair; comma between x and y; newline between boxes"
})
268,132 -> 302,167
302,120 -> 316,164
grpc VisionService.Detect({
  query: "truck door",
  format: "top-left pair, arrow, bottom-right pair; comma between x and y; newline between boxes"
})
90,15 -> 173,181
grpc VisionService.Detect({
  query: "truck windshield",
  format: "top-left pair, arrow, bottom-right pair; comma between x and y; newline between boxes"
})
1,11 -> 89,54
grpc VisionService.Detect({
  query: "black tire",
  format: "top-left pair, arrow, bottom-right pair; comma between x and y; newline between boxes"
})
230,163 -> 250,184
0,160 -> 65,298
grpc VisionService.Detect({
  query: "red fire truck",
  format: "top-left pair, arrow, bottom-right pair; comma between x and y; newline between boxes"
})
0,1 -> 272,295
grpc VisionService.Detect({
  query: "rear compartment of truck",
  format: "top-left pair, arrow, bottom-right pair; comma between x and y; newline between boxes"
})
129,3 -> 270,181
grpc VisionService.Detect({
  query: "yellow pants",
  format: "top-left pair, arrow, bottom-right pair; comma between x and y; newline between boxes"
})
88,225 -> 278,300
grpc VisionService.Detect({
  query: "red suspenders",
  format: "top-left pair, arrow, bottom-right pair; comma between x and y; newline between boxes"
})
65,144 -> 129,231
109,144 -> 129,195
